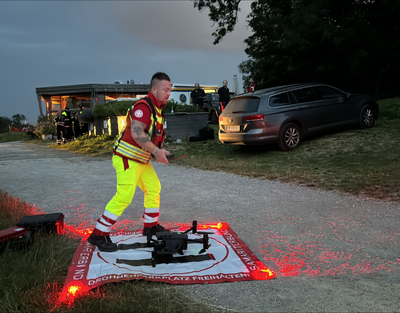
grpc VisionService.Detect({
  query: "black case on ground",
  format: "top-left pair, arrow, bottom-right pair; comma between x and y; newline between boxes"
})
189,135 -> 206,142
199,127 -> 214,140
17,213 -> 64,234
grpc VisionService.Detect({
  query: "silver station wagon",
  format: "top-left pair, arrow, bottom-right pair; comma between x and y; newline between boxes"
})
218,83 -> 379,150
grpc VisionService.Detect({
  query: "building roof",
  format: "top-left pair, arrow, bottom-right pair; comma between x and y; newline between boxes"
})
36,83 -> 150,96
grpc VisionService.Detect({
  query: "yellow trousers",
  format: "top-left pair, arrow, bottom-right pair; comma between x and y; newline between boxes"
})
105,154 -> 161,216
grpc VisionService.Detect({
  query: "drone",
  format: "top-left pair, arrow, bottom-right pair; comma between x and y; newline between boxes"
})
116,220 -> 214,267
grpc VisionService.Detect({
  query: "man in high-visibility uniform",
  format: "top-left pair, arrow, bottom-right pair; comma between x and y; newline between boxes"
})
87,72 -> 171,252
61,108 -> 72,143
54,111 -> 64,145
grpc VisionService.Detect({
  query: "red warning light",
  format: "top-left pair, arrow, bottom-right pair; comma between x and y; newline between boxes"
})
216,222 -> 229,231
57,281 -> 86,308
256,268 -> 276,280
253,261 -> 276,280
67,281 -> 85,297
68,285 -> 81,296
198,222 -> 229,231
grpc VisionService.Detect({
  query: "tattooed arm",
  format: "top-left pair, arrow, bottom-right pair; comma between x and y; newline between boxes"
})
130,119 -> 170,164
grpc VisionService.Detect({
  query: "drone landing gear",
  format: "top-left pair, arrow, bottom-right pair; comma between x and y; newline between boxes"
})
117,221 -> 213,267
116,252 -> 215,267
118,242 -> 153,250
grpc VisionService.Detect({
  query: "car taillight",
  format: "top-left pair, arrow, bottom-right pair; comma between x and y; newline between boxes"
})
242,114 -> 264,121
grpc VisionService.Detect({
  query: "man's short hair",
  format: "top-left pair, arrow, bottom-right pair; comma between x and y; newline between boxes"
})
150,72 -> 170,88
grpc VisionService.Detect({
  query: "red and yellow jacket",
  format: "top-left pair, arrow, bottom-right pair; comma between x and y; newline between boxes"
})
113,93 -> 165,164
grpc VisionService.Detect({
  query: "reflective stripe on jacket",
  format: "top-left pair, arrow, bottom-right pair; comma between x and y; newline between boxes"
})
113,97 -> 164,164
55,116 -> 64,127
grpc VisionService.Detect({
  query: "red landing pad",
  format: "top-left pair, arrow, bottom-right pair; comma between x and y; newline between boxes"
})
63,223 -> 275,295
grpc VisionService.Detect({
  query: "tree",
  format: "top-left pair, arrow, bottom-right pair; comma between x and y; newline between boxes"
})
12,114 -> 26,127
194,0 -> 400,97
0,116 -> 12,133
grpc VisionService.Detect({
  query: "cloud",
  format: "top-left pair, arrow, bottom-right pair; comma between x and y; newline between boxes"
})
0,1 -> 252,123
107,1 -> 252,52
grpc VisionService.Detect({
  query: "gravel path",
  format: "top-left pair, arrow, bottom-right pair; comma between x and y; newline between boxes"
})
1,141 -> 399,312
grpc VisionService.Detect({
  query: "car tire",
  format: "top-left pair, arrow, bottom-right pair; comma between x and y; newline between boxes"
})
359,104 -> 375,129
278,123 -> 301,151
211,110 -> 219,125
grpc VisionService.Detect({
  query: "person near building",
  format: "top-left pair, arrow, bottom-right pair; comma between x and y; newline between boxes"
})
217,80 -> 230,112
78,106 -> 89,136
71,112 -> 80,139
61,107 -> 72,143
87,72 -> 171,252
190,83 -> 206,108
246,78 -> 256,93
54,111 -> 64,145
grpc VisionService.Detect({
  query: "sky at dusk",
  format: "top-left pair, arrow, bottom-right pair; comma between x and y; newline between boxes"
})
0,1 -> 253,124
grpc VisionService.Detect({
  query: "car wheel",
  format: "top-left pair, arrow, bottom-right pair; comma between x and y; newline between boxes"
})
278,123 -> 301,151
359,104 -> 375,128
211,110 -> 219,125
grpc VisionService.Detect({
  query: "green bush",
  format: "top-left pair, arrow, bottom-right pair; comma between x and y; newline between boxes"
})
93,99 -> 203,118
93,100 -> 138,118
377,97 -> 400,120
164,99 -> 204,113
0,116 -> 12,133
92,104 -> 114,118
112,101 -> 136,116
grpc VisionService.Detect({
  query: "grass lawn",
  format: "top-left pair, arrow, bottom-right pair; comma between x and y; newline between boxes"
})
0,131 -> 32,143
47,97 -> 400,202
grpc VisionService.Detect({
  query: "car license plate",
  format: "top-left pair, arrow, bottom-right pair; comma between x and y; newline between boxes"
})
226,125 -> 240,132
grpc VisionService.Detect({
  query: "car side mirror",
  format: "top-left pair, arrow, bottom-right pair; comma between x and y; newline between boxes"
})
346,92 -> 351,98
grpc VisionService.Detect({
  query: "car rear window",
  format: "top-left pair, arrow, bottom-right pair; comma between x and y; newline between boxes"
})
224,97 -> 260,113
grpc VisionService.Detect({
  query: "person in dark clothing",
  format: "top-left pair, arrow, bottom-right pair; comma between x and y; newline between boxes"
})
190,83 -> 206,108
61,108 -> 72,143
78,106 -> 89,136
71,112 -> 80,139
217,80 -> 230,112
54,112 -> 64,145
